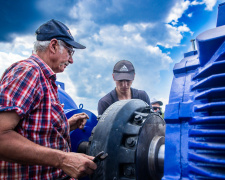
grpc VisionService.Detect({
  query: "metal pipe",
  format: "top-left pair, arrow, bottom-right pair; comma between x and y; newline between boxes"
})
190,39 -> 196,51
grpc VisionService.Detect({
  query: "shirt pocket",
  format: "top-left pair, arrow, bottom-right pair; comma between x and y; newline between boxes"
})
51,100 -> 68,132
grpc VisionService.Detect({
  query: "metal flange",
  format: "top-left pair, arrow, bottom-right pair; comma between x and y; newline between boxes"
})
88,99 -> 165,180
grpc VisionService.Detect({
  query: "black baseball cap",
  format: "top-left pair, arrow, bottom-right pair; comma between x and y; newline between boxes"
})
35,19 -> 86,49
113,60 -> 135,81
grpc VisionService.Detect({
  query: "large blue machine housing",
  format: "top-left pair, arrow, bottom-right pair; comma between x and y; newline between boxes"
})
163,3 -> 225,180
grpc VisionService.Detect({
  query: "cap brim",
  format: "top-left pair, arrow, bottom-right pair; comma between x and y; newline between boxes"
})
151,101 -> 163,106
113,72 -> 134,81
66,40 -> 86,49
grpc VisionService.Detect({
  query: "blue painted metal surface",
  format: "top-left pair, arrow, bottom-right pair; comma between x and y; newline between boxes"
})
67,108 -> 98,153
56,81 -> 78,110
163,3 -> 225,180
217,2 -> 225,27
56,81 -> 98,153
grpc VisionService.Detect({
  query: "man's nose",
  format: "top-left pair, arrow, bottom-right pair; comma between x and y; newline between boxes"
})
68,56 -> 73,64
122,80 -> 128,86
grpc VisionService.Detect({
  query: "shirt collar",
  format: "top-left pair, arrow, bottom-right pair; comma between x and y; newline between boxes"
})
30,54 -> 56,81
113,87 -> 134,100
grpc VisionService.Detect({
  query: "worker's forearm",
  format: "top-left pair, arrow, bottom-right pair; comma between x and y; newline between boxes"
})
0,130 -> 65,168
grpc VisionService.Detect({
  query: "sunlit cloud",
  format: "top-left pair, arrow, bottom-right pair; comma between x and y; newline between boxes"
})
166,1 -> 190,24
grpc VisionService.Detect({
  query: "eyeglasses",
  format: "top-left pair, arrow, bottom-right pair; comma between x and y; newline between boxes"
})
61,43 -> 75,57
153,106 -> 161,111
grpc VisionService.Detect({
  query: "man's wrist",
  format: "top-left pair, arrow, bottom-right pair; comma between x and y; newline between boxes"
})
52,149 -> 66,169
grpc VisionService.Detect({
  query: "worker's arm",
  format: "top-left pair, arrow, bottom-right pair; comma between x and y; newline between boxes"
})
0,111 -> 97,178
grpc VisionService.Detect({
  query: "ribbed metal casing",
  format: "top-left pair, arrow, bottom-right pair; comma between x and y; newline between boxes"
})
188,40 -> 225,179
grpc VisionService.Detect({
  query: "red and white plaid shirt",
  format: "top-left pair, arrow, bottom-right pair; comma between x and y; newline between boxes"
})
0,54 -> 72,179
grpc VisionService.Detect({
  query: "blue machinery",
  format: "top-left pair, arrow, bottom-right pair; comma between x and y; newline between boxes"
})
164,2 -> 225,179
58,3 -> 225,180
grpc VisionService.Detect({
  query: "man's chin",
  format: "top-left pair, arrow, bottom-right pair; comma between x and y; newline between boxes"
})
58,65 -> 66,73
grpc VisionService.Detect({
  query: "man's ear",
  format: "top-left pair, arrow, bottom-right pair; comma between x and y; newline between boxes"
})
49,39 -> 58,54
112,74 -> 115,81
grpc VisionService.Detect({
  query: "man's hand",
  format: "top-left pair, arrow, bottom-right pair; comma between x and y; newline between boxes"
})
68,112 -> 89,131
59,152 -> 97,178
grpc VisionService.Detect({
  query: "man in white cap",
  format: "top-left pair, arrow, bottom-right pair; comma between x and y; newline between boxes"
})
98,60 -> 150,115
151,98 -> 163,115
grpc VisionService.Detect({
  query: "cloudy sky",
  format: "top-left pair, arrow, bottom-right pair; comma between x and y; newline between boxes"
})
0,0 -> 223,115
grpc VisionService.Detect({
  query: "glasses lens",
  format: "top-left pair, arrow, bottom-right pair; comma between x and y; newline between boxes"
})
153,107 -> 160,110
68,47 -> 75,56
62,43 -> 75,56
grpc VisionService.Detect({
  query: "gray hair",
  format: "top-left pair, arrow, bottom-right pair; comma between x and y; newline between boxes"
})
33,40 -> 64,54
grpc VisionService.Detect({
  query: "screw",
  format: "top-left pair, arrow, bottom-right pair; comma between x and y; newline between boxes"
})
134,114 -> 143,124
126,137 -> 136,147
97,115 -> 102,121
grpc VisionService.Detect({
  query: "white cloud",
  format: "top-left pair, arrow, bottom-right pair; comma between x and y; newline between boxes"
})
123,24 -> 137,32
0,51 -> 27,75
123,23 -> 155,32
156,24 -> 191,48
69,6 -> 79,19
57,73 -> 78,98
11,35 -> 35,50
191,0 -> 217,11
69,1 -> 93,20
187,13 -> 193,17
167,0 -> 217,24
0,35 -> 35,75
96,74 -> 101,78
21,51 -> 31,56
166,1 -> 190,24
178,23 -> 192,33
203,0 -> 217,10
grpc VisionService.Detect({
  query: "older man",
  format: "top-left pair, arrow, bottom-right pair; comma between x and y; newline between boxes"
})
98,60 -> 150,115
0,19 -> 97,179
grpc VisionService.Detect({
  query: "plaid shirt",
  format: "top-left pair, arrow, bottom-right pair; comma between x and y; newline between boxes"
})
0,55 -> 72,179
